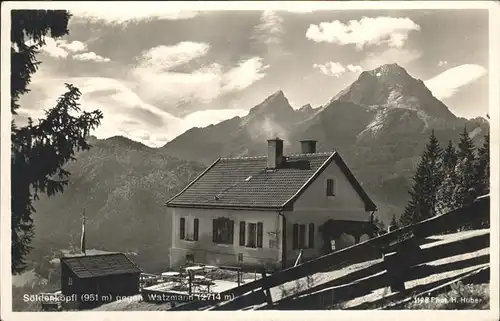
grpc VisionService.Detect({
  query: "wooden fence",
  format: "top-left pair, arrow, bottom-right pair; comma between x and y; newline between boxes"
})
169,195 -> 490,311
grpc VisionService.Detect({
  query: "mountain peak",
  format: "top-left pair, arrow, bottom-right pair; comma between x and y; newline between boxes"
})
366,63 -> 408,78
103,135 -> 150,150
331,63 -> 456,121
248,89 -> 292,115
273,89 -> 284,96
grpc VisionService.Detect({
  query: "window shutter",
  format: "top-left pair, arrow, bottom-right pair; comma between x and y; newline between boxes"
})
194,218 -> 199,241
308,223 -> 315,248
229,220 -> 234,244
257,222 -> 263,248
180,217 -> 185,240
292,224 -> 299,250
212,219 -> 217,243
239,221 -> 246,246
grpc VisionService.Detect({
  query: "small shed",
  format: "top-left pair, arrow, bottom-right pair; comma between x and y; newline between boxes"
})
60,253 -> 142,309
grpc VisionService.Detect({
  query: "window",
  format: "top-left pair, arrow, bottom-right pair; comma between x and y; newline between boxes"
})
213,218 -> 234,244
327,178 -> 336,196
180,217 -> 199,241
180,217 -> 186,240
245,222 -> 263,248
239,221 -> 246,246
68,277 -> 73,286
248,223 -> 257,247
292,223 -> 314,249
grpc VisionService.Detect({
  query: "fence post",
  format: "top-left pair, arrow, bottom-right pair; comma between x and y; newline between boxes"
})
188,271 -> 193,295
383,234 -> 422,293
260,267 -> 273,306
383,251 -> 406,292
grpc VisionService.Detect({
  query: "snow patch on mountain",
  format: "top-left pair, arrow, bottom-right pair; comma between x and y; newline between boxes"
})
357,107 -> 388,140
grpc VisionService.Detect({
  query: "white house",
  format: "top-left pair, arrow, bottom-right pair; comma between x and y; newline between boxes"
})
166,138 -> 377,271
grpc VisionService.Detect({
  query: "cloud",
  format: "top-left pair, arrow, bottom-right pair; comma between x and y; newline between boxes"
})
26,37 -> 112,64
182,109 -> 249,128
251,11 -> 290,58
137,42 -> 210,70
424,64 -> 487,100
306,16 -> 420,50
313,62 -> 362,77
28,37 -> 69,58
222,57 -> 270,92
70,6 -> 199,24
73,52 -> 111,62
19,75 -> 249,147
253,11 -> 285,45
58,40 -> 87,53
346,64 -> 363,73
438,60 -> 448,67
131,42 -> 269,105
360,48 -> 422,70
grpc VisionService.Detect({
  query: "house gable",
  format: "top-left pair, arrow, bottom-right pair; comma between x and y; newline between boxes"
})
292,155 -> 370,212
282,153 -> 376,212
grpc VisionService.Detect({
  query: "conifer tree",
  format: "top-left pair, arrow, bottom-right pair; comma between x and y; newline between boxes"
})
400,130 -> 442,226
452,126 -> 477,209
474,133 -> 490,197
11,10 -> 103,274
435,140 -> 458,214
372,216 -> 386,235
389,214 -> 399,231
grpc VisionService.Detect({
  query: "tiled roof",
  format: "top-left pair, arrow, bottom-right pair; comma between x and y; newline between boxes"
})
166,152 -> 377,211
61,253 -> 142,279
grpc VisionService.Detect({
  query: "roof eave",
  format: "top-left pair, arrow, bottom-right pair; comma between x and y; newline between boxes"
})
166,203 -> 292,212
165,158 -> 222,206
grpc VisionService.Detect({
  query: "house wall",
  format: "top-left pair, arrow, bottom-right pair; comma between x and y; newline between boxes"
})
285,159 -> 372,262
169,207 -> 282,271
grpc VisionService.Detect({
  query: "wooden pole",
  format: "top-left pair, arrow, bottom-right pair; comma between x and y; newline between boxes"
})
188,271 -> 193,295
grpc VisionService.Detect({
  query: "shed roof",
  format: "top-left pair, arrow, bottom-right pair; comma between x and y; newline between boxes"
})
166,152 -> 377,211
60,253 -> 142,279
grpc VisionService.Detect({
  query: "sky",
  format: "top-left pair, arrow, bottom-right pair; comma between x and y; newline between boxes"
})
15,5 -> 490,148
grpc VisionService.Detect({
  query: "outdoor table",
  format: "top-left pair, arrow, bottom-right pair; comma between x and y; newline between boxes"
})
185,266 -> 204,272
161,271 -> 181,282
203,265 -> 217,270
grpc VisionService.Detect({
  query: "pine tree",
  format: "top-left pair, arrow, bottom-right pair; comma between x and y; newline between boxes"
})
389,214 -> 399,231
372,216 -> 386,234
400,130 -> 442,226
435,140 -> 459,214
474,133 -> 490,197
452,126 -> 477,209
442,140 -> 458,171
11,10 -> 103,274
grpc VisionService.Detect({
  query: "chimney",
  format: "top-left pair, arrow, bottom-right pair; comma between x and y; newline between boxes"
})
267,137 -> 284,169
300,140 -> 317,154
